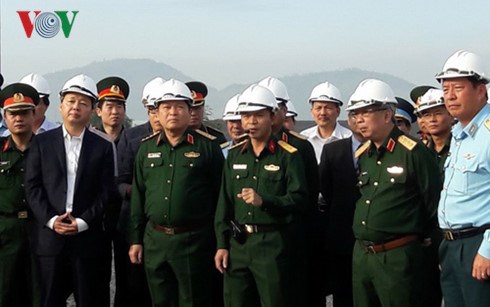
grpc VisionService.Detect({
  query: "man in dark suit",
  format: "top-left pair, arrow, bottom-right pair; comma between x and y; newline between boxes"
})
319,112 -> 366,307
25,74 -> 116,307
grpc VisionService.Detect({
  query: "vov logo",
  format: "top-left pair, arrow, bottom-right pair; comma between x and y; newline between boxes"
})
17,11 -> 79,38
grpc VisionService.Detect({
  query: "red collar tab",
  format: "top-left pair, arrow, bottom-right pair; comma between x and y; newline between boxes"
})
2,140 -> 9,152
268,139 -> 275,154
282,132 -> 288,143
386,138 -> 396,153
187,133 -> 194,144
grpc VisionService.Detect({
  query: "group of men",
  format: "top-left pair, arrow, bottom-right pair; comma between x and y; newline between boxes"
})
0,48 -> 489,307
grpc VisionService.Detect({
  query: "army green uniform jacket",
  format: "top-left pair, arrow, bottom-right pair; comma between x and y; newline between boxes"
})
353,127 -> 441,243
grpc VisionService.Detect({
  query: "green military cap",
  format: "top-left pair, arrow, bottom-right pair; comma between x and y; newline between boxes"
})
97,76 -> 130,103
395,97 -> 416,124
186,81 -> 207,107
0,83 -> 39,111
409,85 -> 436,105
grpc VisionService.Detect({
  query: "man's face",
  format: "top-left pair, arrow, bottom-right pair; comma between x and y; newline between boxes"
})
189,105 -> 204,129
395,119 -> 411,134
96,100 -> 126,128
283,117 -> 296,131
241,109 -> 273,141
272,103 -> 287,129
442,78 -> 487,125
226,119 -> 244,141
147,106 -> 163,132
34,98 -> 48,123
420,105 -> 453,136
59,93 -> 94,127
157,100 -> 190,133
4,109 -> 35,136
310,101 -> 340,129
351,106 -> 391,142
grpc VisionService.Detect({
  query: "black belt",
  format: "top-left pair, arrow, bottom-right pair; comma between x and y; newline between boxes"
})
240,224 -> 278,234
441,225 -> 490,241
0,210 -> 28,219
150,221 -> 204,235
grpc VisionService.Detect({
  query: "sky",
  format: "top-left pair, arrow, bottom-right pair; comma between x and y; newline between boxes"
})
1,0 -> 489,90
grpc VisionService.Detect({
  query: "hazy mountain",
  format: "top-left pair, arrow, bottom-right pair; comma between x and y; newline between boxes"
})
43,59 -> 417,123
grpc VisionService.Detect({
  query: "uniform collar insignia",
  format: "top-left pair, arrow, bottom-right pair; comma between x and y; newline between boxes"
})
184,151 -> 200,158
468,123 -> 478,137
386,138 -> 396,153
268,139 -> 275,154
281,132 -> 288,143
264,164 -> 280,171
187,133 -> 194,144
2,140 -> 9,152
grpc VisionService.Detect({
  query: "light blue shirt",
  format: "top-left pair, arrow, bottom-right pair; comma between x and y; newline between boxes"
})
439,103 -> 490,258
0,119 -> 7,136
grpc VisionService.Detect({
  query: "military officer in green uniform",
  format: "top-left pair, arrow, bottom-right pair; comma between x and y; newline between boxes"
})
186,81 -> 228,145
129,79 -> 224,307
0,83 -> 40,307
214,84 -> 308,307
346,79 -> 441,307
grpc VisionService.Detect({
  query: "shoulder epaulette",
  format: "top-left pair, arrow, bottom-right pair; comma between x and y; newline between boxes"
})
485,118 -> 490,131
277,140 -> 298,153
195,129 -> 217,140
398,135 -> 417,151
141,132 -> 159,142
355,140 -> 371,159
220,141 -> 230,149
229,139 -> 247,150
288,130 -> 308,141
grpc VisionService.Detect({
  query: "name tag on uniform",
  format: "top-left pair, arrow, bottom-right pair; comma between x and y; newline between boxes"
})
0,161 -> 9,166
147,152 -> 162,158
233,164 -> 247,170
387,166 -> 404,174
184,151 -> 200,158
264,164 -> 280,172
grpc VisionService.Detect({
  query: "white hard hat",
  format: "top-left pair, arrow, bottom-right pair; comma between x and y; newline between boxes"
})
142,77 -> 166,107
19,73 -> 51,97
222,94 -> 241,121
60,74 -> 98,101
236,84 -> 278,113
308,82 -> 343,106
258,76 -> 290,103
435,50 -> 489,84
151,79 -> 193,105
346,79 -> 397,111
414,89 -> 445,115
286,101 -> 298,117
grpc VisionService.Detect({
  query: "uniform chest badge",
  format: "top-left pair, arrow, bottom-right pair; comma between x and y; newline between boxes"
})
184,151 -> 200,158
264,164 -> 280,172
233,164 -> 247,170
463,153 -> 476,160
147,152 -> 162,158
387,166 -> 404,174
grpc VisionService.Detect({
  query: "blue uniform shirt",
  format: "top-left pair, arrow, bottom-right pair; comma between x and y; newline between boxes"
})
439,103 -> 490,258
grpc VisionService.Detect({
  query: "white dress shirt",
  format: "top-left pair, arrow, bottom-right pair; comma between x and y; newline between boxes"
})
301,122 -> 352,163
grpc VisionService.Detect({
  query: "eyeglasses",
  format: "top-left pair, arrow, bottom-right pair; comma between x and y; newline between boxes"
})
348,108 -> 387,119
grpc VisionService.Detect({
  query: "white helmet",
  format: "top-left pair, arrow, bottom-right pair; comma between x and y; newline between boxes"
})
60,74 -> 98,101
286,101 -> 298,117
151,79 -> 193,105
236,84 -> 278,113
308,82 -> 343,106
142,77 -> 166,107
346,79 -> 397,111
19,73 -> 51,97
258,76 -> 290,103
435,50 -> 489,84
414,89 -> 445,115
222,94 -> 241,121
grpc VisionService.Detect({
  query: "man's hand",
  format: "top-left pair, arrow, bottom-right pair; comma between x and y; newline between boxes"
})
129,244 -> 143,264
237,188 -> 263,207
472,253 -> 490,281
53,212 -> 78,235
215,249 -> 229,274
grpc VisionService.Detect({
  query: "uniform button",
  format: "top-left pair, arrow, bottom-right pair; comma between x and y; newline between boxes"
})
0,169 -> 3,173
169,164 -> 173,167
167,180 -> 171,184
373,182 -> 378,186
190,163 -> 194,167
255,159 -> 259,163
377,161 -> 382,165
247,212 -> 252,216
236,175 -> 240,179
22,199 -> 26,203
20,168 -> 24,172
253,176 -> 257,180
150,163 -> 154,167
164,197 -> 168,200
390,178 -> 395,183
361,221 -> 366,226
365,200 -> 370,204
21,183 -> 24,187
164,214 -> 167,218
461,166 -> 466,171
358,181 -> 362,185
